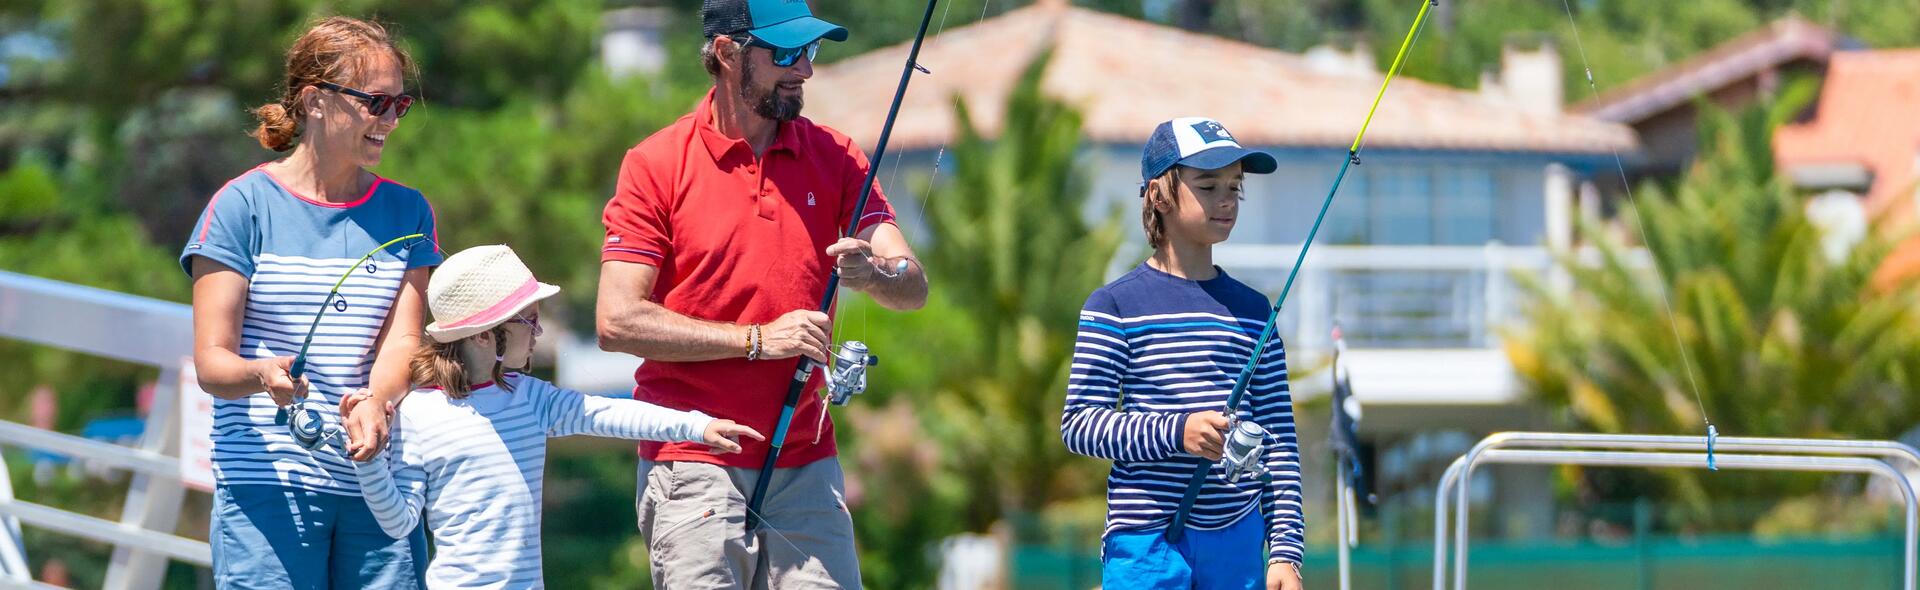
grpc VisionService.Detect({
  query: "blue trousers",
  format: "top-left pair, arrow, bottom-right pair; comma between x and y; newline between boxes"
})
1102,509 -> 1265,590
211,484 -> 426,590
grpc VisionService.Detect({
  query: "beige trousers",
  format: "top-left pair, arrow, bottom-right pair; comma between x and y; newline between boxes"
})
637,458 -> 862,589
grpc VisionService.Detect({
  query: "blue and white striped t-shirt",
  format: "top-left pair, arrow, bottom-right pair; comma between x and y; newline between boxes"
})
353,374 -> 712,589
180,166 -> 442,495
1060,262 -> 1305,564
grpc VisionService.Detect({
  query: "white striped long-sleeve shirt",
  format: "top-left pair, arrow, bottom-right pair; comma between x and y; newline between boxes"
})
1060,263 -> 1305,564
353,374 -> 711,589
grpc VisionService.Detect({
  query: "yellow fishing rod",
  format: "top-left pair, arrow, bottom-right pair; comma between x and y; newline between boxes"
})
1166,0 -> 1438,542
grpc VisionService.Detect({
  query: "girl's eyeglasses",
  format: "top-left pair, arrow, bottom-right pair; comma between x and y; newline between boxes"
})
315,82 -> 416,118
507,316 -> 543,338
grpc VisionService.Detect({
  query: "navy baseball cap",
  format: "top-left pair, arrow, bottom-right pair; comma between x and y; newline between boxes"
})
703,0 -> 849,49
1140,117 -> 1278,183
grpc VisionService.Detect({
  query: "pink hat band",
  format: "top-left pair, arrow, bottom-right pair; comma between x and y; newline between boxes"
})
438,277 -> 541,330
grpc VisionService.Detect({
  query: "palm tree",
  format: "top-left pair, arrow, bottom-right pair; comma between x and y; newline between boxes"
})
1508,91 -> 1920,526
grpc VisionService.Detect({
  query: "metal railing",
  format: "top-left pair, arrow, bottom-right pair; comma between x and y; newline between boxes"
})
0,270 -> 206,590
1433,432 -> 1920,590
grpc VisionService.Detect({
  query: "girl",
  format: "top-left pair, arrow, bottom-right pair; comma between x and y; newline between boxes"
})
183,16 -> 435,589
1060,118 -> 1305,590
345,244 -> 763,589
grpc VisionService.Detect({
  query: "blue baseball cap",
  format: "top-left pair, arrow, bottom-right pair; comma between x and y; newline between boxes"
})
1140,117 -> 1278,183
703,0 -> 849,49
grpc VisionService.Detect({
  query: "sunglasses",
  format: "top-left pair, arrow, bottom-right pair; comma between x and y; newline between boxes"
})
507,316 -> 543,338
315,82 -> 415,118
737,35 -> 820,68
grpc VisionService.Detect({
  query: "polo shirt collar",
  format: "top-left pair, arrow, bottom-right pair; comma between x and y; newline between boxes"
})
695,88 -> 801,160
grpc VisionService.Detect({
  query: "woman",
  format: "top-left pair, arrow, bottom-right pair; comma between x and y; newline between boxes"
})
182,16 -> 437,589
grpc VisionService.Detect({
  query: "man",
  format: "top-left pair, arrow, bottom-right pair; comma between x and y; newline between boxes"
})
595,0 -> 929,587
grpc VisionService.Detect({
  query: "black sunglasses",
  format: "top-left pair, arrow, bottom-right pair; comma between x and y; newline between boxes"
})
315,82 -> 415,118
734,34 -> 820,68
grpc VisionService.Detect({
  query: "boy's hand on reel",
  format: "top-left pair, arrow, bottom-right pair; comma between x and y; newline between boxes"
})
1183,411 -> 1231,461
702,419 -> 765,454
254,356 -> 308,407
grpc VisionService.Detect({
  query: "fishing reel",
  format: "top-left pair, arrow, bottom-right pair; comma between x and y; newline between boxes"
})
277,400 -> 342,452
824,340 -> 879,405
1219,420 -> 1268,483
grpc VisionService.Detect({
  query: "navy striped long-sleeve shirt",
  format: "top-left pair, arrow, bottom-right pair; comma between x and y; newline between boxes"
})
1060,262 -> 1305,564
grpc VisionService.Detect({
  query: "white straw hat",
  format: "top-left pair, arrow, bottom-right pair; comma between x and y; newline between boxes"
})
424,245 -> 561,343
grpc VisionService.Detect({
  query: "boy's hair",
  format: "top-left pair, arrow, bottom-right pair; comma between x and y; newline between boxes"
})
1140,167 -> 1181,249
410,327 -> 516,399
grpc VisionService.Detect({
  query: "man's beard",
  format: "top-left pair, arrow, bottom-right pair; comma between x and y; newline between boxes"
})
739,57 -> 803,122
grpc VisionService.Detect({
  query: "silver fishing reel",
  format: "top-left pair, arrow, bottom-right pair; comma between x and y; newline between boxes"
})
1219,420 -> 1268,483
280,400 -> 342,451
824,340 -> 879,405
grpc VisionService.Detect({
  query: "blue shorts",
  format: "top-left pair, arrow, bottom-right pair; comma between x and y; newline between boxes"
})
1101,509 -> 1265,590
211,484 -> 426,590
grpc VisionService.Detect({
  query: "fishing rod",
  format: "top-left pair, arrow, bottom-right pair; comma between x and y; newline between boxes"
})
279,232 -> 436,451
1164,0 -> 1439,543
745,0 -> 941,531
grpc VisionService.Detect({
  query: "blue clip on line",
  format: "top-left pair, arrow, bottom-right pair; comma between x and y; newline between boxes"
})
1706,423 -> 1719,471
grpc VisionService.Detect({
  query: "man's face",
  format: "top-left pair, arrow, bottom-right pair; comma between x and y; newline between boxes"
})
731,35 -> 813,122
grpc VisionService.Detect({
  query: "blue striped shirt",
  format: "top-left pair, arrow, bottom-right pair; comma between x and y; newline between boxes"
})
180,167 -> 442,495
1060,262 -> 1305,563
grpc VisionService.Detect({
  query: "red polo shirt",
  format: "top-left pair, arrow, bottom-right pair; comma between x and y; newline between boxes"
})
601,89 -> 896,469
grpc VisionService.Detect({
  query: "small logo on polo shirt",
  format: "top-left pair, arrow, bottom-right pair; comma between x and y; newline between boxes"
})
807,192 -> 816,206
607,236 -> 622,244
1192,120 -> 1234,144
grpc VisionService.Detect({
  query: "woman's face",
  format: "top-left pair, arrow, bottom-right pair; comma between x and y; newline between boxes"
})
302,51 -> 405,168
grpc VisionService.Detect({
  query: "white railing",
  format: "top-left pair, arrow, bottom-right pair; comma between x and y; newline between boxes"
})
0,270 -> 206,590
1432,432 -> 1920,590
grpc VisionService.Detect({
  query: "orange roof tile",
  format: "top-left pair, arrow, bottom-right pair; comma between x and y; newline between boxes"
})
1775,50 -> 1920,211
803,2 -> 1634,154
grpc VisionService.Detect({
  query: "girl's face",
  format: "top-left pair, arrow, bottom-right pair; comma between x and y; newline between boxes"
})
497,303 -> 541,371
1157,163 -> 1245,246
300,51 -> 405,168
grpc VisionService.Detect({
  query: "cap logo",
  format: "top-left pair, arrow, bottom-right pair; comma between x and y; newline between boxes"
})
1192,120 -> 1235,145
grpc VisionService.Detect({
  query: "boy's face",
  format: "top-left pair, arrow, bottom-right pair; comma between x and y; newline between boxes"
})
1162,163 -> 1246,246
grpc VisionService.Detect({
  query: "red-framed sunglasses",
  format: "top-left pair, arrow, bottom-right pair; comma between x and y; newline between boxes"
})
315,82 -> 416,118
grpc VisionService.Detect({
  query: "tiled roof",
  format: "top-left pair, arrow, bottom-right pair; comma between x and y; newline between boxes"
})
1571,14 -> 1841,123
1775,50 -> 1920,209
802,1 -> 1634,154
1773,50 -> 1920,289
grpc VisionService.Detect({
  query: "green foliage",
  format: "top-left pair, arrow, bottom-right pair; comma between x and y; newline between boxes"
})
374,70 -> 703,326
1508,95 -> 1920,525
